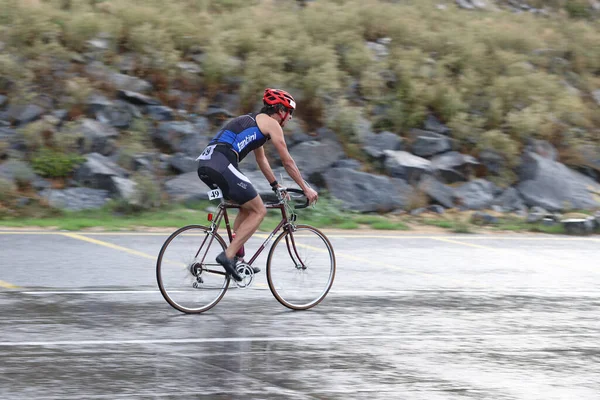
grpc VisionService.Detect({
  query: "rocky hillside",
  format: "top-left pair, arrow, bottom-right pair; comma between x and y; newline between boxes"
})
0,0 -> 599,220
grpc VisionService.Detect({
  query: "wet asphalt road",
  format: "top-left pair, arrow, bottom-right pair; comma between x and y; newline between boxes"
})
1,230 -> 599,399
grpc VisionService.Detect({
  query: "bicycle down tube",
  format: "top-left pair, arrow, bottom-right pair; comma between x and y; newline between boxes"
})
217,199 -> 297,267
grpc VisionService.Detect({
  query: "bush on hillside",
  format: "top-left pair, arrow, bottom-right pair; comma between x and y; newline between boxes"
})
31,148 -> 85,178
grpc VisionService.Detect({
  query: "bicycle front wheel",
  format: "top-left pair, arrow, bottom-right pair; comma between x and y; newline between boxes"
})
266,225 -> 336,310
157,225 -> 229,314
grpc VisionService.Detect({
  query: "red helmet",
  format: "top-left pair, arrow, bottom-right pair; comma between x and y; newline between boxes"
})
263,88 -> 296,110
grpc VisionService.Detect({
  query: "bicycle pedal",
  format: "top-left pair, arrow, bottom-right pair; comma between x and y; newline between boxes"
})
234,263 -> 254,289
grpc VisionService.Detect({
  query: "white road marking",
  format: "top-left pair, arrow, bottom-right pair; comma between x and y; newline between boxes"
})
0,333 -> 595,347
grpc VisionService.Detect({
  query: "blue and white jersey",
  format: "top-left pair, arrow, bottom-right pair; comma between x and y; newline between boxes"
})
209,113 -> 269,161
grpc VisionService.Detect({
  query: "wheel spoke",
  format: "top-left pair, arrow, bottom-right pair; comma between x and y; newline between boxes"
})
267,226 -> 336,310
157,225 -> 229,313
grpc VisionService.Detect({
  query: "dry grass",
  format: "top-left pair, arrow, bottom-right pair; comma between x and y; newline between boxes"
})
0,0 -> 598,167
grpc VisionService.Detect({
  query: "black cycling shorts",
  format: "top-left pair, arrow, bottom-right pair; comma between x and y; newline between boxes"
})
197,145 -> 258,205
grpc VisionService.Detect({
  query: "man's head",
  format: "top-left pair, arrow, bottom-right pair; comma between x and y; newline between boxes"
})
261,88 -> 296,127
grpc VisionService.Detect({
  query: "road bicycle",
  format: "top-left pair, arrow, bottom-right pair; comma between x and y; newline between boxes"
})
156,187 -> 336,314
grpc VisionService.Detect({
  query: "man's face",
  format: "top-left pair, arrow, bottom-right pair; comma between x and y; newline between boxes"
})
279,108 -> 293,127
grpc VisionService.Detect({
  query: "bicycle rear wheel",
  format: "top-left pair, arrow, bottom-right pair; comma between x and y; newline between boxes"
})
157,225 -> 229,313
266,225 -> 336,310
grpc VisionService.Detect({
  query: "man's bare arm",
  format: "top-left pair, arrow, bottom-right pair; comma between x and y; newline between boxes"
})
254,146 -> 277,184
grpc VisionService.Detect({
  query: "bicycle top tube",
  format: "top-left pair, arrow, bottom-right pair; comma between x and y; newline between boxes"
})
219,188 -> 308,210
220,201 -> 283,210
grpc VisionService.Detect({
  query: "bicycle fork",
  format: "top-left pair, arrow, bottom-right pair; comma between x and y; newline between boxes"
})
284,228 -> 307,270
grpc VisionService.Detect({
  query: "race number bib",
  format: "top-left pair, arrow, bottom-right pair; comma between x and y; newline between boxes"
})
207,188 -> 223,200
196,145 -> 216,160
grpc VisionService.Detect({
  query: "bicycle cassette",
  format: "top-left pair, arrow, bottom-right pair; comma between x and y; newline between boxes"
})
235,263 -> 254,288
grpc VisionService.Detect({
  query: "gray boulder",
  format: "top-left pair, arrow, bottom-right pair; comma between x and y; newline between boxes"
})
164,172 -> 204,202
146,105 -> 174,121
453,179 -> 496,210
593,89 -> 600,106
568,144 -> 600,182
169,153 -> 199,174
430,151 -> 479,183
478,149 -> 506,175
424,114 -> 451,136
562,218 -> 596,236
111,176 -> 138,201
164,169 -> 286,203
383,151 -> 431,183
471,211 -> 499,225
290,140 -> 345,183
409,129 -> 452,157
41,188 -> 110,211
492,187 -> 526,212
86,94 -> 113,115
418,175 -> 455,208
79,119 -> 119,155
117,90 -> 162,106
204,107 -> 235,125
524,139 -> 557,161
0,127 -> 16,156
0,160 -> 49,190
73,153 -> 129,195
323,168 -> 412,212
85,62 -> 152,93
333,159 -> 362,170
6,104 -> 45,126
517,152 -> 600,211
95,100 -> 135,128
527,206 -> 550,223
362,131 -> 404,159
177,62 -> 202,75
353,116 -> 375,144
153,121 -> 210,158
366,41 -> 389,61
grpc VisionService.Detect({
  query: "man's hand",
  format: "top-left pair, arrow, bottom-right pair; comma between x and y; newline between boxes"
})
272,184 -> 290,201
304,187 -> 318,205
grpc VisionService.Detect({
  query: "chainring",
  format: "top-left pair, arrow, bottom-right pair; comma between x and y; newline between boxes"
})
235,263 -> 254,288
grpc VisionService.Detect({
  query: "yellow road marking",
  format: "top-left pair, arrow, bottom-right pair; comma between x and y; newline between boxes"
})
0,280 -> 20,289
273,237 -> 478,286
61,233 -> 157,261
429,237 -> 493,249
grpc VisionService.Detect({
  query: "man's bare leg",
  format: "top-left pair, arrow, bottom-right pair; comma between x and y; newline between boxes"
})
233,207 -> 250,235
225,195 -> 266,260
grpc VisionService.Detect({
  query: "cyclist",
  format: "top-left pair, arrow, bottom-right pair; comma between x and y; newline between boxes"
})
196,88 -> 318,281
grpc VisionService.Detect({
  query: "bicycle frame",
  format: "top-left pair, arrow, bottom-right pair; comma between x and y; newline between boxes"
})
207,199 -> 306,269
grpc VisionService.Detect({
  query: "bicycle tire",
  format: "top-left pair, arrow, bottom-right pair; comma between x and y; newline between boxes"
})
266,225 -> 336,310
157,225 -> 230,314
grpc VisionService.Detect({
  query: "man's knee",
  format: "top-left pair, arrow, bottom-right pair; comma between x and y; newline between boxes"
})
244,197 -> 267,219
257,204 -> 267,219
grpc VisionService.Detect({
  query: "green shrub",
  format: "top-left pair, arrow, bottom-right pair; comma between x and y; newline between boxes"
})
505,103 -> 549,140
427,83 -> 467,122
476,130 -> 520,186
201,44 -> 239,91
17,120 -> 54,152
3,160 -> 36,189
477,130 -> 520,167
64,77 -> 95,107
0,177 -> 18,204
62,12 -> 120,52
31,148 -> 85,178
53,120 -> 85,153
131,172 -> 162,211
565,0 -> 591,18
326,101 -> 359,142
